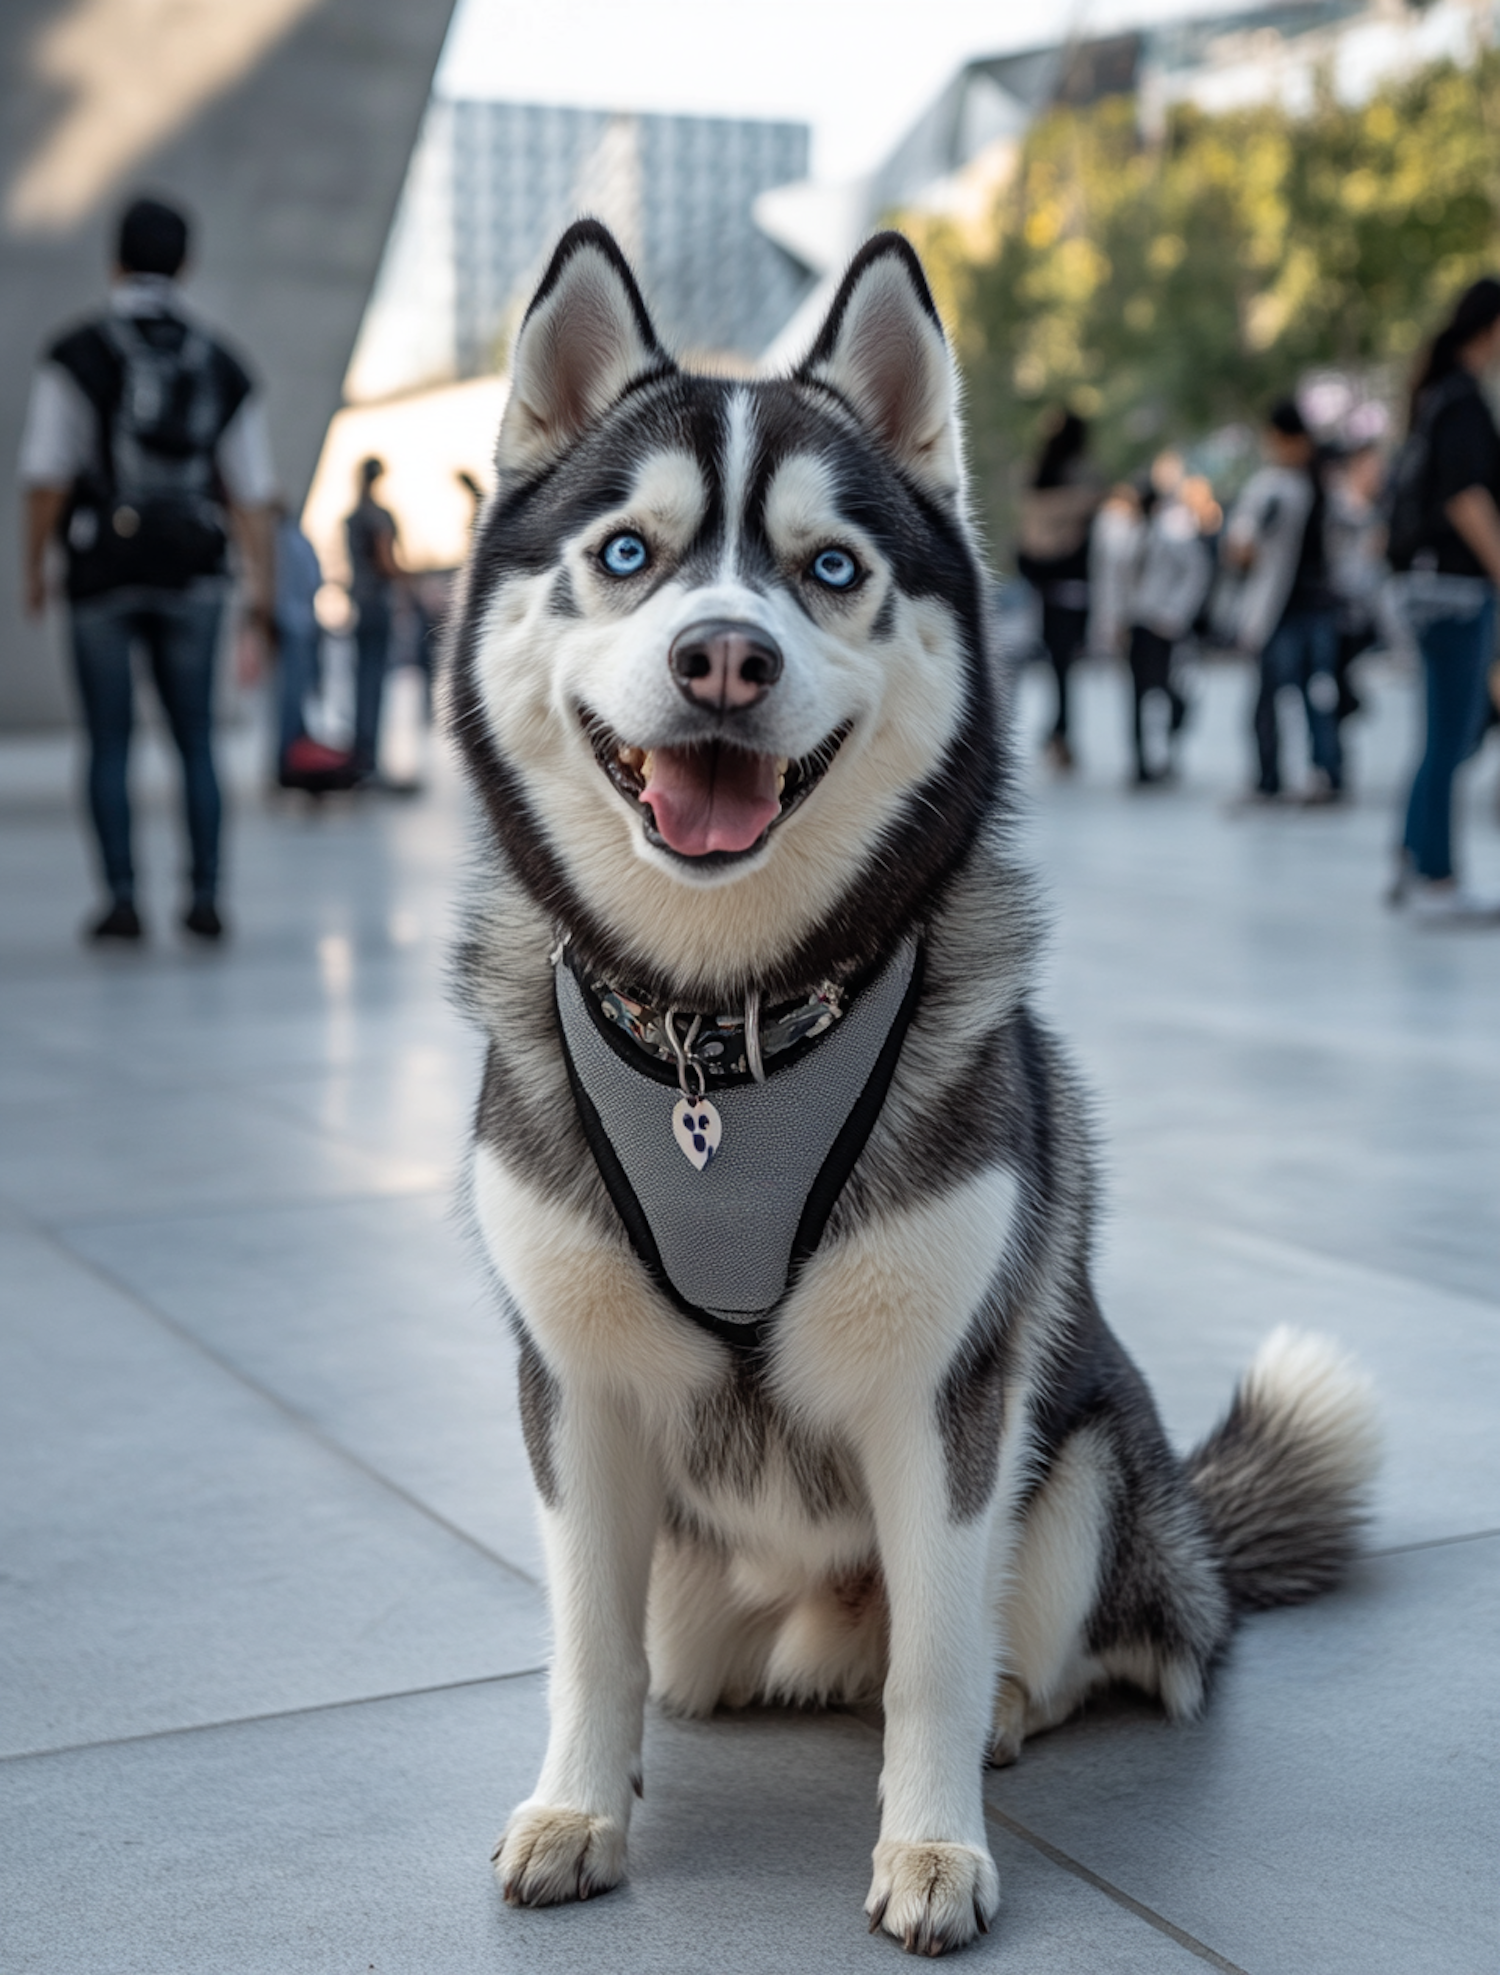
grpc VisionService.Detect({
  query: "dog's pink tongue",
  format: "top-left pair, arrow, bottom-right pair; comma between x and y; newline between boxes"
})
643,744 -> 781,856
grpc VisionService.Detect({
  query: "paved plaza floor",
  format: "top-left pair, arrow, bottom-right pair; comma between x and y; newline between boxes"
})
2,654 -> 1497,1972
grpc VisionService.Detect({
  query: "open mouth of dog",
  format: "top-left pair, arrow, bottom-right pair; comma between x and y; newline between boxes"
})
582,712 -> 851,861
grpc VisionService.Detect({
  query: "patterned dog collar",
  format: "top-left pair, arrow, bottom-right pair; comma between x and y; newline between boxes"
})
585,973 -> 846,1084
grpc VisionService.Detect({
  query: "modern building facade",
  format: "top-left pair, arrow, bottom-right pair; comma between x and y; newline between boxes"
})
348,101 -> 813,398
0,0 -> 456,729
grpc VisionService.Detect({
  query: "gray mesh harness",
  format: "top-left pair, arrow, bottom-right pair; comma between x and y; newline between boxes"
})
555,940 -> 921,1347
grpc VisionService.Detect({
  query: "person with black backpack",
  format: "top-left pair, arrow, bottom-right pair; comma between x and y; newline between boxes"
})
1221,398 -> 1343,804
1386,278 -> 1500,921
18,196 -> 276,942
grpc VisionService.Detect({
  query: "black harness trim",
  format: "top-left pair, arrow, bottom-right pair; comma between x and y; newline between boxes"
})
557,945 -> 925,1351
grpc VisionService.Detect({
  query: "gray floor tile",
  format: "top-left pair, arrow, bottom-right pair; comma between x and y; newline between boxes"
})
0,1084 -> 444,1223
0,957 -> 468,1093
1095,1214 -> 1500,1549
67,1195 -> 543,1577
3,665 -> 1497,1969
1030,683 -> 1500,1313
985,1538 -> 1500,1975
0,1022 -> 136,1106
1100,1044 -> 1500,1310
0,1677 -> 1212,1974
251,1041 -> 479,1172
0,1223 -> 543,1756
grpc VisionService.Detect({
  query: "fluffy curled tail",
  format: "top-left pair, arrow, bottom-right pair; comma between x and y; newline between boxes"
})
1187,1327 -> 1381,1613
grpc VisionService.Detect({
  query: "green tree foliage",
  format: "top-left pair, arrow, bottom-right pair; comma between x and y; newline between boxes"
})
908,52 -> 1500,555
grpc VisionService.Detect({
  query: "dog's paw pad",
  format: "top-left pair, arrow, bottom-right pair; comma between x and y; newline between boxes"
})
866,1840 -> 999,1956
493,1803 -> 627,1907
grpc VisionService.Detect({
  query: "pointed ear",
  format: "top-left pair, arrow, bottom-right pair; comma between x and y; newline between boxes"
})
496,220 -> 671,480
795,232 -> 961,499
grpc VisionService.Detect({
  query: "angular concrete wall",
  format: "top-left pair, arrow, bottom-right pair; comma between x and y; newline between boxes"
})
0,0 -> 454,729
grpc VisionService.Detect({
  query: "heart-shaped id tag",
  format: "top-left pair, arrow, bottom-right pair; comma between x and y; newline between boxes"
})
672,1095 -> 721,1171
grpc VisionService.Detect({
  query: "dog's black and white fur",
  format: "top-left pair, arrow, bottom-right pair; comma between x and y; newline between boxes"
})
448,221 -> 1380,1956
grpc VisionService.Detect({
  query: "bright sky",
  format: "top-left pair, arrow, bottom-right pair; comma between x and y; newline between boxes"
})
438,0 -> 1226,181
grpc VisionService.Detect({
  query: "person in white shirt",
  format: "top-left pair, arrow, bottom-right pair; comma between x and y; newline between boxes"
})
18,195 -> 277,941
1221,399 -> 1342,803
1122,456 -> 1213,784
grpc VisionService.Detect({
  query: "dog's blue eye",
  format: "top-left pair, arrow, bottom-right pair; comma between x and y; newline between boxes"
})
600,532 -> 649,577
810,548 -> 858,590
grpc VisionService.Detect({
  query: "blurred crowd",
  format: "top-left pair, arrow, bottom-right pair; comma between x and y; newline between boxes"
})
1014,275 -> 1500,920
15,192 -> 1500,939
267,455 -> 460,801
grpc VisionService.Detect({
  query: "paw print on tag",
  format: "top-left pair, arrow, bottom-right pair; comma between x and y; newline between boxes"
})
672,1095 -> 722,1170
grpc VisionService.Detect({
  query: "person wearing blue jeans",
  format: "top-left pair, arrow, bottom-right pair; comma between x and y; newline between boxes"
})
1254,607 -> 1341,797
1400,596 -> 1497,882
351,590 -> 392,777
273,506 -> 325,767
69,588 -> 226,918
1390,276 -> 1500,918
345,457 -> 400,781
1224,398 -> 1344,802
277,618 -> 321,761
19,194 -> 276,941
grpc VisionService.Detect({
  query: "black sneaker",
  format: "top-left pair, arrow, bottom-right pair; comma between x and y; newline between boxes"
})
182,901 -> 224,940
88,901 -> 143,942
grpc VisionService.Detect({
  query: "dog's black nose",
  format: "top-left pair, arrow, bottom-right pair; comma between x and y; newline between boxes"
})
668,620 -> 783,711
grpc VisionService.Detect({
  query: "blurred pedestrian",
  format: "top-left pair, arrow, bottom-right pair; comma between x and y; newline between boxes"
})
272,500 -> 321,769
1325,442 -> 1387,727
344,456 -> 400,781
1086,481 -> 1143,663
1387,277 -> 1500,919
1017,409 -> 1102,771
1222,399 -> 1342,804
1123,458 -> 1212,785
268,502 -> 356,793
18,196 -> 276,941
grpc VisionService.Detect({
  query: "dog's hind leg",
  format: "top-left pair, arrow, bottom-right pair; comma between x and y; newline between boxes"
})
647,1531 -> 783,1714
763,1563 -> 889,1707
494,1372 -> 663,1908
989,1424 -> 1111,1765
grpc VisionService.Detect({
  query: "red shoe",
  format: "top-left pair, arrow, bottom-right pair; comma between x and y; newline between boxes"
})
279,738 -> 360,792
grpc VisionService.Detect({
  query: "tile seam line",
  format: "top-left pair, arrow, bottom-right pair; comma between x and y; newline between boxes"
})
843,1711 -> 1249,1972
22,1211 -> 542,1593
1370,1525 -> 1500,1558
982,1804 -> 1252,1974
1111,1209 -> 1500,1318
0,1665 -> 549,1766
1089,1001 -> 1500,1077
238,1079 -> 468,1164
39,1184 -> 453,1233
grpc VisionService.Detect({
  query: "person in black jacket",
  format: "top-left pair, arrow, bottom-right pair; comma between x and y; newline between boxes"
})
18,196 -> 277,941
344,457 -> 402,782
1017,409 -> 1102,770
1391,278 -> 1500,920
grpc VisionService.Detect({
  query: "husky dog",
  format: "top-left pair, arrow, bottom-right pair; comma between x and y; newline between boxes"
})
449,220 -> 1379,1956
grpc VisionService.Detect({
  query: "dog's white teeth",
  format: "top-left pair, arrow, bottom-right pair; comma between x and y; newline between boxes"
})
640,750 -> 655,783
776,757 -> 789,796
617,745 -> 646,775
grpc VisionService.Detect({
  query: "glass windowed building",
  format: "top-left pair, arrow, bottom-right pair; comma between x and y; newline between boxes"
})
351,99 -> 813,398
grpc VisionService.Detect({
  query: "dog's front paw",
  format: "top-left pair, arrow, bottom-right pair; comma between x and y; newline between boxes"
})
866,1839 -> 1000,1956
493,1802 -> 627,1907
